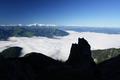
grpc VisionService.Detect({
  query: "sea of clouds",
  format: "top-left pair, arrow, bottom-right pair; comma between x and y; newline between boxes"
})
1,31 -> 120,61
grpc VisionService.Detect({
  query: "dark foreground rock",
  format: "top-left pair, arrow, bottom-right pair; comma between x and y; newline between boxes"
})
0,38 -> 120,80
0,47 -> 22,58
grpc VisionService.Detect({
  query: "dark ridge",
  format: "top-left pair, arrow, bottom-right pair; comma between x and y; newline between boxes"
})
0,47 -> 22,58
0,38 -> 120,80
98,55 -> 120,80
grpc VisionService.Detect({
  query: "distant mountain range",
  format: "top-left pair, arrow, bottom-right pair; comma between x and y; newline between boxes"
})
1,24 -> 120,40
59,26 -> 120,34
0,25 -> 69,40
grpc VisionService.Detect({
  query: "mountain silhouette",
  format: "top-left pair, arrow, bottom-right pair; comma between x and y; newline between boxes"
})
0,38 -> 120,80
0,47 -> 22,58
97,54 -> 120,80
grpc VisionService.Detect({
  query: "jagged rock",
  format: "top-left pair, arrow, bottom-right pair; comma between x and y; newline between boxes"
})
66,38 -> 99,80
66,38 -> 94,65
0,38 -> 101,80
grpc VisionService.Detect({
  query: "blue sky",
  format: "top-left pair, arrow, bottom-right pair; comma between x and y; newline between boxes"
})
0,0 -> 120,27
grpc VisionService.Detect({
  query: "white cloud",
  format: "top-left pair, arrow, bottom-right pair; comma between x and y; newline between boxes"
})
26,23 -> 57,27
0,31 -> 120,61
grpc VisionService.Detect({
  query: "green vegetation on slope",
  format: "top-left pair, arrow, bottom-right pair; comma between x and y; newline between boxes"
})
0,26 -> 69,40
92,48 -> 120,63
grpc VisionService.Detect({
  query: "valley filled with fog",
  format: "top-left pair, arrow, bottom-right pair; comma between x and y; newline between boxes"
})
1,31 -> 120,61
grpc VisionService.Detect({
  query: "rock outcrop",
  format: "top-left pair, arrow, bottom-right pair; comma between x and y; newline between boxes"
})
1,38 -> 119,80
0,47 -> 22,58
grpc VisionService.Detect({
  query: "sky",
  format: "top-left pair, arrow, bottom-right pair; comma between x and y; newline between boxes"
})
0,0 -> 120,27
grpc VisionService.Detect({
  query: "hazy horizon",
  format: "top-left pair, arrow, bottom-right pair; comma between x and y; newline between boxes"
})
0,0 -> 120,27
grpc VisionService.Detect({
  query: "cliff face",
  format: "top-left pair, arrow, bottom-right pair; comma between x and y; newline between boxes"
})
0,38 -> 120,80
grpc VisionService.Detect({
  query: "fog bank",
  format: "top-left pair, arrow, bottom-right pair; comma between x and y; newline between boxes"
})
0,31 -> 120,61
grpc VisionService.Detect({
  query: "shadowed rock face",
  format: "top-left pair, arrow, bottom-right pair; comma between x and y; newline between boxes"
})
65,38 -> 98,80
0,47 -> 22,58
2,38 -> 120,80
0,38 -> 98,80
98,55 -> 120,80
66,38 -> 93,65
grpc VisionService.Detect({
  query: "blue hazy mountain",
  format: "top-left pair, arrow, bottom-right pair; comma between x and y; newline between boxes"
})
0,25 -> 69,40
59,26 -> 120,34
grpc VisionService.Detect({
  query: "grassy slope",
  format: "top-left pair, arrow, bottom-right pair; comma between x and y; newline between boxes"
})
92,48 -> 120,63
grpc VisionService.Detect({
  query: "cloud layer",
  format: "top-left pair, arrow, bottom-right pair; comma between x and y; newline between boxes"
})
0,31 -> 120,61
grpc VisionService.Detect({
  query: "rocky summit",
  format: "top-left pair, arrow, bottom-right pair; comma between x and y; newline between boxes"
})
0,38 -> 120,80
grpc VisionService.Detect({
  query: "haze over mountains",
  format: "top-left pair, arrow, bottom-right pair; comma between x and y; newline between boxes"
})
59,26 -> 120,34
0,24 -> 68,40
